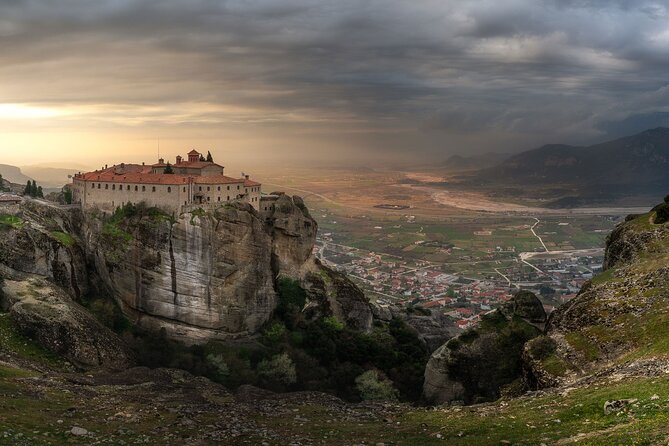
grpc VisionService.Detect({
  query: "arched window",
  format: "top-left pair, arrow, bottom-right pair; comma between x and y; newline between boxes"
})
217,197 -> 220,202
152,186 -> 156,192
237,185 -> 240,190
142,186 -> 146,192
207,186 -> 210,191
127,185 -> 130,190
199,186 -> 202,191
105,184 -> 108,189
167,187 -> 171,193
135,185 -> 138,191
183,187 -> 186,192
112,184 -> 115,190
217,186 -> 221,191
98,184 -> 101,189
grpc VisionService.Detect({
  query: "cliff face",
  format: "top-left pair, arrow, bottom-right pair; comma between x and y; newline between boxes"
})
0,195 -> 373,345
84,202 -> 278,342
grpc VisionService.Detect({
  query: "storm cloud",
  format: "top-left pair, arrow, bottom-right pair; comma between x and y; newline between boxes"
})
0,0 -> 667,163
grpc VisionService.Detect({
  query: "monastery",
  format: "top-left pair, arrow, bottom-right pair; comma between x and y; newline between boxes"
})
71,150 -> 262,214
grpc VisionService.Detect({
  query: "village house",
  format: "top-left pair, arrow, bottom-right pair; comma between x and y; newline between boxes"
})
71,150 -> 262,214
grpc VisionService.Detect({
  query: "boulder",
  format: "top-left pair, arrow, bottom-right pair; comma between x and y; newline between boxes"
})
0,270 -> 134,370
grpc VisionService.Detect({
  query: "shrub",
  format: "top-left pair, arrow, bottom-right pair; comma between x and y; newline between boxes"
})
527,336 -> 557,361
206,353 -> 230,379
257,353 -> 297,389
323,316 -> 344,331
355,370 -> 398,401
262,320 -> 287,344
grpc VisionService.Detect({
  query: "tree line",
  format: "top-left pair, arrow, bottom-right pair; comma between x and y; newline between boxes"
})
23,180 -> 44,198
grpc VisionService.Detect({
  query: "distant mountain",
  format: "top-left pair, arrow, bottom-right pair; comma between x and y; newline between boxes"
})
0,164 -> 33,185
441,152 -> 510,172
475,127 -> 669,201
20,166 -> 78,188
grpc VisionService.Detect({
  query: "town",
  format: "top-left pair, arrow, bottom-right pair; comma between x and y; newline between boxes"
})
315,224 -> 605,331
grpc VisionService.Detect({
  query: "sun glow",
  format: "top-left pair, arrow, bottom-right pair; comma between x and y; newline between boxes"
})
0,103 -> 66,120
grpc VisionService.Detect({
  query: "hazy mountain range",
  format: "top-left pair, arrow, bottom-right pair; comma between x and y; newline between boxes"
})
0,164 -> 83,189
470,127 -> 669,205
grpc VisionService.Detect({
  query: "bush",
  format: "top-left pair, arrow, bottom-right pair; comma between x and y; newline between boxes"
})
275,277 -> 307,329
355,370 -> 398,401
206,353 -> 230,379
527,336 -> 557,361
257,353 -> 297,389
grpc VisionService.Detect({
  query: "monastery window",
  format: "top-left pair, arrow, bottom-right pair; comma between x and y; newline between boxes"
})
227,186 -> 230,190
135,186 -> 138,191
217,186 -> 221,191
167,187 -> 171,193
127,185 -> 130,191
98,184 -> 101,189
142,186 -> 146,192
207,197 -> 210,202
183,187 -> 186,192
207,186 -> 210,192
237,185 -> 240,190
199,187 -> 202,191
105,184 -> 108,189
217,197 -> 220,202
112,184 -> 115,190
152,186 -> 156,192
227,196 -> 230,200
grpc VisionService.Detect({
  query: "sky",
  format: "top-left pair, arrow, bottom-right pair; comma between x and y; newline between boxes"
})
0,0 -> 668,169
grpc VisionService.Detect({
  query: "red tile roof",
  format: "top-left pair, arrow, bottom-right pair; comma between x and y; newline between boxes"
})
188,149 -> 200,155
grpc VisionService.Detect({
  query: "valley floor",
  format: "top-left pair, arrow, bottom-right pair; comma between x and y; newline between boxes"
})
1,359 -> 669,445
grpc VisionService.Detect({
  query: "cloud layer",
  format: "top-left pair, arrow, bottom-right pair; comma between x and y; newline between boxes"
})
0,0 -> 667,163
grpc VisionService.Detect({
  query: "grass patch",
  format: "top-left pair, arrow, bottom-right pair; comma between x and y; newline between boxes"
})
0,214 -> 23,229
541,354 -> 568,376
565,331 -> 601,361
49,230 -> 76,247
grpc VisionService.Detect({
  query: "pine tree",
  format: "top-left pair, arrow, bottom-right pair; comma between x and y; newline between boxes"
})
36,186 -> 43,198
206,151 -> 214,162
24,180 -> 32,196
199,154 -> 206,162
164,162 -> 174,174
31,180 -> 37,197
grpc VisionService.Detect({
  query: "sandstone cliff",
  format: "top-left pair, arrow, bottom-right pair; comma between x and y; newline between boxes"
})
0,195 -> 373,345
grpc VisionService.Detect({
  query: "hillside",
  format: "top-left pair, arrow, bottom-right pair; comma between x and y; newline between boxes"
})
2,198 -> 669,444
474,127 -> 669,204
440,152 -> 510,172
0,164 -> 32,185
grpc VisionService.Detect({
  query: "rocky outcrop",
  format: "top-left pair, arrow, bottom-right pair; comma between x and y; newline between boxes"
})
84,202 -> 278,343
423,291 -> 546,405
0,200 -> 88,299
266,195 -> 317,277
531,205 -> 669,388
0,196 -> 374,344
0,268 -> 134,370
301,262 -> 373,331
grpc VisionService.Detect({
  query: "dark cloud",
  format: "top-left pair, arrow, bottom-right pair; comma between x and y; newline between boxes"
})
0,0 -> 668,159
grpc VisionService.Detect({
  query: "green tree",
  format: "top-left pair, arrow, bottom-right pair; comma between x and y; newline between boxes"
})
24,180 -> 32,196
36,186 -> 43,198
257,352 -> 297,388
163,162 -> 174,174
206,151 -> 214,162
355,370 -> 399,401
199,154 -> 206,162
30,180 -> 37,197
